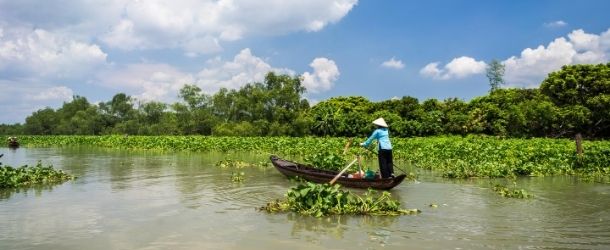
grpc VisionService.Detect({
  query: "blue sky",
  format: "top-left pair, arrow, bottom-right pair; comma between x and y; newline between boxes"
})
1,0 -> 609,123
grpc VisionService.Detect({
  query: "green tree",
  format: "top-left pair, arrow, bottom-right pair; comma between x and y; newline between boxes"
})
109,93 -> 136,121
175,84 -> 215,135
179,84 -> 208,109
97,93 -> 137,133
140,101 -> 167,124
0,123 -> 24,135
486,59 -> 505,92
309,96 -> 373,137
24,108 -> 59,134
55,96 -> 99,134
210,72 -> 308,136
540,63 -> 610,137
442,98 -> 469,135
420,99 -> 444,135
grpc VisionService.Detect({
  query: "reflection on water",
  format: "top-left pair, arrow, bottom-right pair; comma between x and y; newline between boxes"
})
0,147 -> 609,250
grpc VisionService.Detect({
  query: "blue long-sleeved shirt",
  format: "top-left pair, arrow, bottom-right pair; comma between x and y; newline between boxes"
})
362,128 -> 392,150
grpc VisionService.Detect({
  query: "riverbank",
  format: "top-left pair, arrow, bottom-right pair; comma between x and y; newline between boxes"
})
10,135 -> 610,181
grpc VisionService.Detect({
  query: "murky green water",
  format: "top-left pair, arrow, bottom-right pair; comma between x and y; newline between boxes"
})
1,147 -> 609,250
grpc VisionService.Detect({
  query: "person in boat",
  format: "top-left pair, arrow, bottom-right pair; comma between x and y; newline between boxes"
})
360,118 -> 394,179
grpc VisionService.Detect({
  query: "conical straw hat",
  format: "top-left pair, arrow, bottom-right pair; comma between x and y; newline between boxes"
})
372,118 -> 388,127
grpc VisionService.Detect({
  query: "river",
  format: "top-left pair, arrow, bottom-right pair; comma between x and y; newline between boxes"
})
1,147 -> 609,249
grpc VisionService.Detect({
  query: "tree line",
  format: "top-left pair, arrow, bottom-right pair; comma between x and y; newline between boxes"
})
1,63 -> 609,138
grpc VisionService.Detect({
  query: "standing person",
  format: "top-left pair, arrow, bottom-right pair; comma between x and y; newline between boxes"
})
360,118 -> 394,179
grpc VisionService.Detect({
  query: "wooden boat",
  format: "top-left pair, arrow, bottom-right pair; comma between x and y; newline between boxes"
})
7,137 -> 19,148
270,155 -> 406,190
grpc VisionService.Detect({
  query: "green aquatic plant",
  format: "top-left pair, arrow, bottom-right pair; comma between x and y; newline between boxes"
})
304,151 -> 347,171
287,175 -> 307,183
260,182 -> 420,217
492,184 -> 533,199
14,135 -> 610,180
216,159 -> 271,169
577,167 -> 610,184
231,172 -> 245,182
255,161 -> 271,169
0,161 -> 75,189
406,172 -> 418,181
216,159 -> 251,168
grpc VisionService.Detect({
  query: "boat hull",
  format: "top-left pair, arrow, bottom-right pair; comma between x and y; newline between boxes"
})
270,155 -> 405,190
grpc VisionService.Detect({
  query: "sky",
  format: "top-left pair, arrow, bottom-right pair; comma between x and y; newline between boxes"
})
1,0 -> 609,124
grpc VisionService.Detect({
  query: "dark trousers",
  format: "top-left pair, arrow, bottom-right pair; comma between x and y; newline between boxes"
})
378,149 -> 394,178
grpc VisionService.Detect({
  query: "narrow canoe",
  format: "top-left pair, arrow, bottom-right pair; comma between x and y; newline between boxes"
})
8,141 -> 19,148
270,155 -> 405,190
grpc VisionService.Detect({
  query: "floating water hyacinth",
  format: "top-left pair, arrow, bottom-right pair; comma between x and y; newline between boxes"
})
231,172 -> 245,183
492,184 -> 533,199
15,135 -> 610,180
260,182 -> 420,217
0,161 -> 75,189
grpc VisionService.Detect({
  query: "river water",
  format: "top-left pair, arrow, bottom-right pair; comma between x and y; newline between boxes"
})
1,147 -> 609,250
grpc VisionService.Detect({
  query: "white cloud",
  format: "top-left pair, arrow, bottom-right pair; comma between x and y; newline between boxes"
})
445,57 -> 487,78
503,28 -> 610,87
420,62 -> 442,79
1,30 -> 285,111
183,36 -> 223,57
25,86 -> 73,101
0,81 -> 75,123
0,26 -> 109,123
569,29 -> 600,51
94,48 -> 339,104
420,28 -> 610,86
381,57 -> 405,69
544,20 -> 568,28
0,27 -> 108,79
196,48 -> 294,93
96,63 -> 194,102
100,19 -> 145,50
301,58 -> 340,93
420,56 -> 486,80
1,0 -> 358,56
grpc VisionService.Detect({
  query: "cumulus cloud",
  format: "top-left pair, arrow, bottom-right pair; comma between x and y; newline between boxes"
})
381,57 -> 405,69
100,19 -> 146,50
0,81 -> 75,123
420,62 -> 442,79
97,63 -> 194,102
1,0 -> 358,56
196,48 -> 294,93
0,1 -> 357,123
503,28 -> 610,87
25,86 -> 73,101
420,28 -> 610,86
301,58 -> 340,93
95,48 -> 338,101
544,20 -> 568,28
0,27 -> 108,79
420,56 -> 486,80
0,26 -> 109,123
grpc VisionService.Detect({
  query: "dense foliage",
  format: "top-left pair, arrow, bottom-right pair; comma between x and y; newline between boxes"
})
1,63 -> 609,139
0,161 -> 75,189
540,63 -> 610,137
260,182 -> 420,217
492,184 -> 533,199
13,135 -> 610,181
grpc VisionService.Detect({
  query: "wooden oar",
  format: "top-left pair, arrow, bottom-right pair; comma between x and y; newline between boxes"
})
342,138 -> 353,155
330,158 -> 358,185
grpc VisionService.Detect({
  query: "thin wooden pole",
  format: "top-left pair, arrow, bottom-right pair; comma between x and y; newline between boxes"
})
330,158 -> 358,185
575,133 -> 584,156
